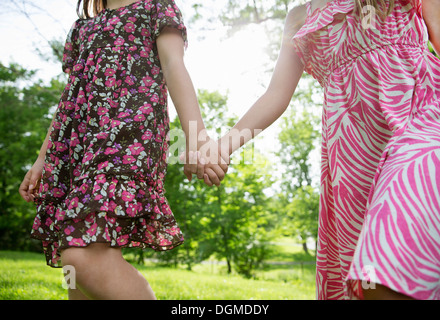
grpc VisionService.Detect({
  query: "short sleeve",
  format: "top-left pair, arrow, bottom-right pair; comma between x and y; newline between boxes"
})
62,20 -> 81,74
150,0 -> 188,48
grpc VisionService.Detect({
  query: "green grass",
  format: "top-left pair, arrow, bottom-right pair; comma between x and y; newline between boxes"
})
0,248 -> 316,300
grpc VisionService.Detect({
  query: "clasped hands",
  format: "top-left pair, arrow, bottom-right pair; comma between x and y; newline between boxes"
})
182,137 -> 230,187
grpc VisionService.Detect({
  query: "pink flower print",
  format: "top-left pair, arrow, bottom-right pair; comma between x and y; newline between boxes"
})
84,151 -> 94,163
54,141 -> 67,152
105,78 -> 116,88
52,188 -> 65,198
111,119 -> 121,128
104,227 -> 111,241
87,223 -> 98,236
123,155 -> 135,164
125,76 -> 134,86
140,49 -> 149,58
104,147 -> 119,155
106,216 -> 116,225
129,142 -> 144,155
128,16 -> 137,23
96,174 -> 106,184
108,183 -> 116,198
45,217 -> 54,228
67,197 -> 79,210
79,183 -> 88,194
94,194 -> 103,201
127,203 -> 138,217
151,66 -> 160,75
77,90 -> 87,104
121,88 -> 129,97
116,235 -> 129,246
98,161 -> 109,170
64,101 -> 74,110
165,7 -> 176,17
118,111 -> 130,118
55,209 -> 66,221
109,16 -> 120,25
98,106 -> 109,116
151,94 -> 159,103
114,37 -> 125,46
108,99 -> 118,109
142,130 -> 153,141
73,63 -> 84,72
78,122 -> 87,133
99,116 -> 110,127
70,132 -> 80,147
122,191 -> 135,202
32,218 -> 41,230
100,201 -> 110,211
146,225 -> 155,233
138,86 -> 148,93
127,181 -> 137,189
69,238 -> 85,246
109,200 -> 117,211
73,168 -> 81,177
134,114 -> 146,122
97,132 -> 108,140
140,103 -> 153,114
104,68 -> 116,77
142,75 -> 154,87
64,226 -> 75,236
124,22 -> 135,33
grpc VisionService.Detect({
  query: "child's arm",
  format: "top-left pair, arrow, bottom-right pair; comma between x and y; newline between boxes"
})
423,0 -> 440,56
157,28 -> 227,186
19,110 -> 57,202
219,6 -> 306,156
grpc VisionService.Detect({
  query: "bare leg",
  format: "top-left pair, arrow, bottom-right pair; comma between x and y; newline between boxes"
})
363,283 -> 414,300
61,243 -> 156,300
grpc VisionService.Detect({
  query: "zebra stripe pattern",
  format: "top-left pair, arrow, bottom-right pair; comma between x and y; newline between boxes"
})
292,0 -> 440,299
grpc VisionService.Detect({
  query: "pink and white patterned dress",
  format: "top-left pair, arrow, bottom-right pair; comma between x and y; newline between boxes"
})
292,0 -> 440,300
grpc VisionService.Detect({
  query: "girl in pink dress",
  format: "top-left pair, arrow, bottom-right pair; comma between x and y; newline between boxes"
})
188,0 -> 440,300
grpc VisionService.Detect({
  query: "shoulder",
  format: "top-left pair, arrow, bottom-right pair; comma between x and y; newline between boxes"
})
284,4 -> 308,38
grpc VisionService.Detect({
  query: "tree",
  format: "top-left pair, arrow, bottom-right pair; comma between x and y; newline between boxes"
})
275,80 -> 322,255
0,62 -> 65,251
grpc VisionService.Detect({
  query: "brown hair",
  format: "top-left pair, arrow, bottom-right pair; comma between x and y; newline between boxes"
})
77,0 -> 107,19
354,0 -> 395,19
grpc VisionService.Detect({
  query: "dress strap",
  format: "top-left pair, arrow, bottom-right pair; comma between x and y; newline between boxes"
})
306,1 -> 312,17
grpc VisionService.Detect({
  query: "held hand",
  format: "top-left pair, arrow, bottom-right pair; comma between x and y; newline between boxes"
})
183,138 -> 229,186
19,157 -> 44,202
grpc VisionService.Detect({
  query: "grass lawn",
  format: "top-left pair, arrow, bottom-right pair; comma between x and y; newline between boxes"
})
0,244 -> 316,300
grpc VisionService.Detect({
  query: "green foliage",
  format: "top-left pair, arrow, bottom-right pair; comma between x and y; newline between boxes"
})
0,62 -> 64,252
156,89 -> 277,278
0,250 -> 315,300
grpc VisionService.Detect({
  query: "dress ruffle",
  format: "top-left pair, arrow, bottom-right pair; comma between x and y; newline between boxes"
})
32,173 -> 184,267
292,0 -> 355,68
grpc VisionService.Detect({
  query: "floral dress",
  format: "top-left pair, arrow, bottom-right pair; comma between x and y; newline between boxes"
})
31,0 -> 187,267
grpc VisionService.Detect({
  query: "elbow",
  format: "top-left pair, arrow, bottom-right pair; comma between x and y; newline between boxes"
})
263,88 -> 291,116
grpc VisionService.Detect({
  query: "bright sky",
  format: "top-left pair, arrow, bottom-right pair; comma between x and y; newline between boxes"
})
1,0 -> 280,146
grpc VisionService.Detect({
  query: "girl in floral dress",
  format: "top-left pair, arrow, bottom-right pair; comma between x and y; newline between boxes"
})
189,0 -> 440,300
19,0 -> 227,300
